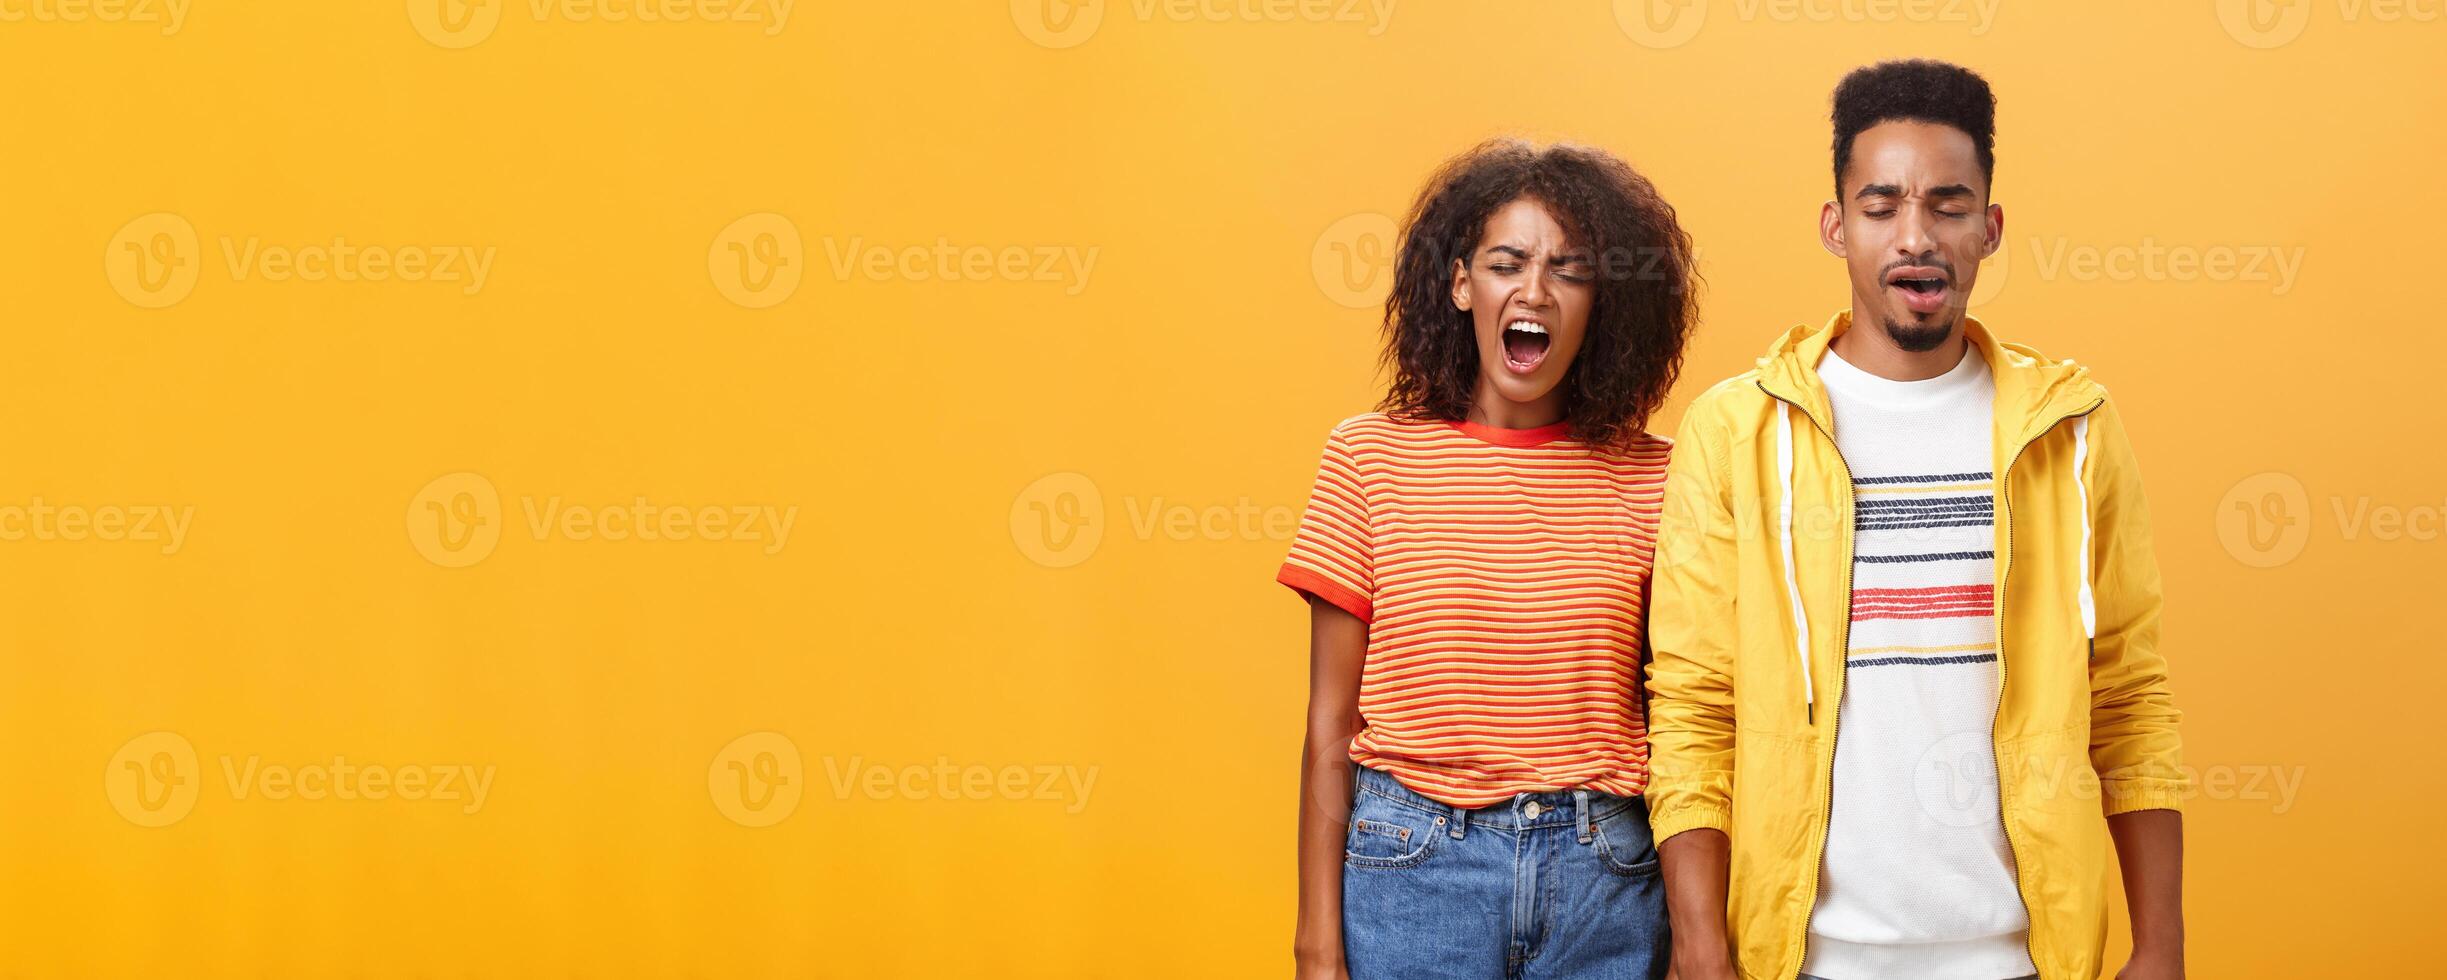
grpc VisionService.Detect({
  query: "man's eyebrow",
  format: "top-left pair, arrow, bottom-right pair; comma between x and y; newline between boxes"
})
1852,182 -> 1979,201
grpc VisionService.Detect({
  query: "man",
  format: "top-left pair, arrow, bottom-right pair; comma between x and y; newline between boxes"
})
1645,60 -> 2186,980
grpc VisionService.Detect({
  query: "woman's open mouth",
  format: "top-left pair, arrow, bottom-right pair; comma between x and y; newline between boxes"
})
1502,319 -> 1550,374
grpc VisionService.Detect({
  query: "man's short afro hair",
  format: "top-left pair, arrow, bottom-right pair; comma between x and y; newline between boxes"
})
1831,59 -> 1996,196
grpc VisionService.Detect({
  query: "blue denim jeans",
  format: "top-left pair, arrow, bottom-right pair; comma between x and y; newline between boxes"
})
1342,766 -> 1668,980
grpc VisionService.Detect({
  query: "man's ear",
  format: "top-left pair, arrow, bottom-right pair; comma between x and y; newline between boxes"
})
1981,202 -> 2005,259
1819,200 -> 1846,258
1450,257 -> 1470,310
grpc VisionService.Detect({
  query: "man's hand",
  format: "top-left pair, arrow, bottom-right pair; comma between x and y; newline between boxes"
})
1666,957 -> 1739,980
1658,828 -> 1739,980
2107,809 -> 2184,980
2116,947 -> 2184,980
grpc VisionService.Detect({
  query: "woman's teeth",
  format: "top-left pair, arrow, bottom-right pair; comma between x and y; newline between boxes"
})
1501,320 -> 1551,371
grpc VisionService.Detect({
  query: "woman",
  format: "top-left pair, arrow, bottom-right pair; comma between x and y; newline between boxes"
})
1280,139 -> 1698,980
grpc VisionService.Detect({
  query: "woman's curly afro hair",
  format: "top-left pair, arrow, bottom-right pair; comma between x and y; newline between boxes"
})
1377,138 -> 1698,452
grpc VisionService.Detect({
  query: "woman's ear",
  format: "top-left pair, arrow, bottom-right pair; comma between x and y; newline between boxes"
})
1450,258 -> 1470,310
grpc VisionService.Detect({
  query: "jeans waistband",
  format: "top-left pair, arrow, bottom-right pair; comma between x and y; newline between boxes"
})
1355,765 -> 1641,839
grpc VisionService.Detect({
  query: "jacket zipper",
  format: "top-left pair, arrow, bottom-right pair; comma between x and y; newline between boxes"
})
1991,397 -> 2104,978
1757,382 -> 1856,976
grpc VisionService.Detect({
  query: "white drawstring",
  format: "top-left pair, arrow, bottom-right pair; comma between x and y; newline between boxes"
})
1776,402 -> 1815,720
2072,414 -> 2097,642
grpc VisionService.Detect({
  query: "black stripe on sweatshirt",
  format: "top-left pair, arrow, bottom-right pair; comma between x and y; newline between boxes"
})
1855,495 -> 1993,511
1856,519 -> 1995,532
1855,550 -> 1995,564
1847,653 -> 2000,668
1852,472 -> 1993,486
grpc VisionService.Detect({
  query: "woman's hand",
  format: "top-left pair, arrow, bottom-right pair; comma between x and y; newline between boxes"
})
1293,598 -> 1366,980
1293,949 -> 1350,980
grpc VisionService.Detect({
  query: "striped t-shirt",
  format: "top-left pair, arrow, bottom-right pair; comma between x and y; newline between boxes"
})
1277,412 -> 1668,808
1804,346 -> 2035,980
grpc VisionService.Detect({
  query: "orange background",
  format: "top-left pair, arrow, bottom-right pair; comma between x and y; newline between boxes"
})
1,1 -> 2438,976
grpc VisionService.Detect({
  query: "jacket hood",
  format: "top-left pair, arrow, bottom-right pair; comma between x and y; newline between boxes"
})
1755,311 -> 2106,445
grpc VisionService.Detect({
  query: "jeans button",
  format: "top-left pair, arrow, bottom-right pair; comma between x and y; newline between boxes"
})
1523,801 -> 1543,819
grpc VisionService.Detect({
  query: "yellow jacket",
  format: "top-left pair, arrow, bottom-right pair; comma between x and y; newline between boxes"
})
1645,312 -> 2186,980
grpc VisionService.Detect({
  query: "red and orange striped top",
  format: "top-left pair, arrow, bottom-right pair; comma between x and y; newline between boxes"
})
1278,412 -> 1669,807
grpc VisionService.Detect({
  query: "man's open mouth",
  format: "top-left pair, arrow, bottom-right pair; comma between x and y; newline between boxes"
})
1502,319 -> 1550,373
1886,267 -> 1953,314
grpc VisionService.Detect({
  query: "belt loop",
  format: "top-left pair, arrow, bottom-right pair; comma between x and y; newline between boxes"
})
1447,799 -> 1468,840
1574,789 -> 1593,845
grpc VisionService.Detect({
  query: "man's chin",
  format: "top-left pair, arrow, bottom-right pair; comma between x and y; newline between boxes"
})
1881,312 -> 1958,353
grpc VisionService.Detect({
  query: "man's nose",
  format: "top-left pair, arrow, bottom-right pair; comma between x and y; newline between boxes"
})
1894,208 -> 1937,258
